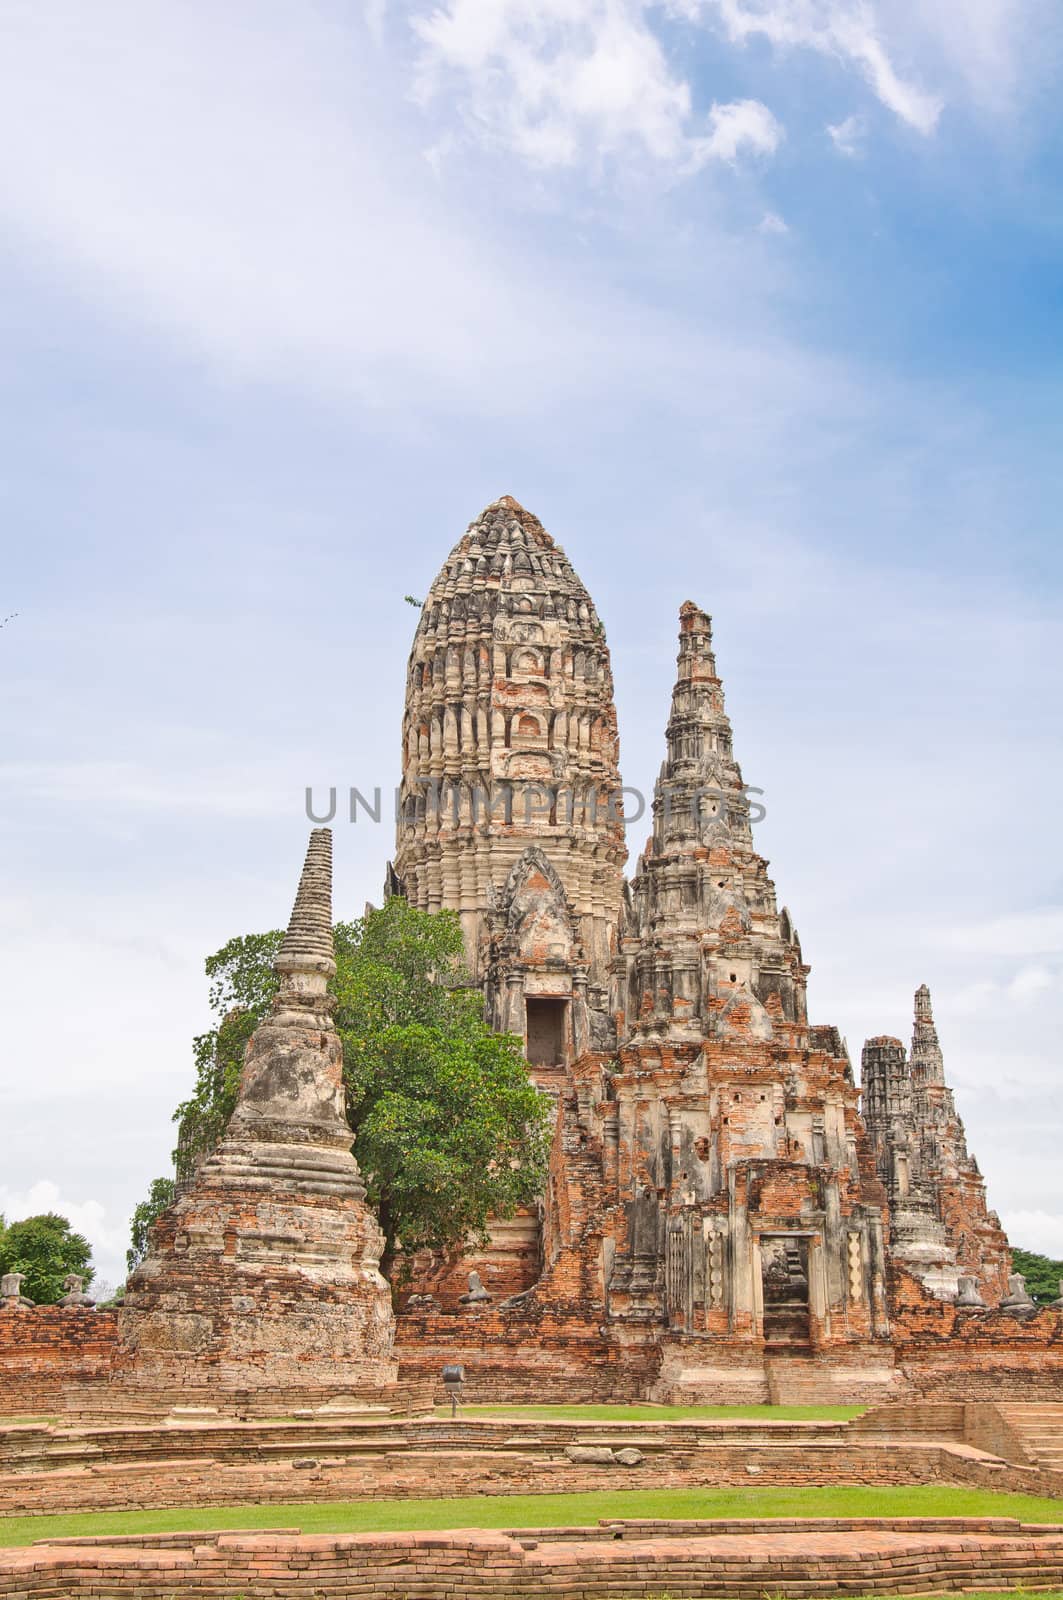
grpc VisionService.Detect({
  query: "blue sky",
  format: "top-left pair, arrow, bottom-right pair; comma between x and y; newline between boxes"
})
2,1 -> 1062,1290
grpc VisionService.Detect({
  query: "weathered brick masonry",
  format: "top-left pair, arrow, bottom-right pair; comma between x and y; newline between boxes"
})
0,1308 -> 117,1415
5,496 -> 1052,1426
5,1519 -> 1063,1599
389,499 -> 1053,1404
5,1403 -> 1063,1518
116,831 -> 397,1396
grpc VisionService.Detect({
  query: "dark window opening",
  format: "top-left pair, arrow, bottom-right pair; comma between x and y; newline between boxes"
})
525,996 -> 568,1068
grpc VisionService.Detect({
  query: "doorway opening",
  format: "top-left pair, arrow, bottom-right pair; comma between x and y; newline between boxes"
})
760,1235 -> 811,1350
525,997 -> 568,1069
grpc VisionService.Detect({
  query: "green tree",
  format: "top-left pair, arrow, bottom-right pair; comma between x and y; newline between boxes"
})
158,901 -> 551,1284
126,1178 -> 178,1274
175,930 -> 282,1182
0,1212 -> 94,1304
1011,1246 -> 1063,1306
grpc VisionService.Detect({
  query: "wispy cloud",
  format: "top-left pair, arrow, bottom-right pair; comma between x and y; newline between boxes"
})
827,113 -> 866,155
412,0 -> 781,172
0,4 -> 651,414
683,0 -> 943,133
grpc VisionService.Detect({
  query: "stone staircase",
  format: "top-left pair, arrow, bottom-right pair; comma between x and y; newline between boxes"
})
995,1404 -> 1063,1471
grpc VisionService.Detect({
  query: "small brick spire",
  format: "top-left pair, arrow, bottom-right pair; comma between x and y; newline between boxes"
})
663,600 -> 734,783
910,982 -> 945,1086
275,828 -> 336,978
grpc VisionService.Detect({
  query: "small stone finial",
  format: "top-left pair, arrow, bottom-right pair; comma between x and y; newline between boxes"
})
458,1270 -> 492,1305
275,828 -> 336,980
914,984 -> 933,1022
1,1272 -> 34,1309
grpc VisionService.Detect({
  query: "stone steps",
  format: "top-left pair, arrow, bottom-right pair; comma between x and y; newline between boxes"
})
997,1404 -> 1063,1470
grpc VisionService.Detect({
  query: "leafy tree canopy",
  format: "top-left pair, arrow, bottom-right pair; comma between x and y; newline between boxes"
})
147,899 -> 551,1283
1011,1246 -> 1063,1306
0,1212 -> 94,1305
127,1178 -> 177,1274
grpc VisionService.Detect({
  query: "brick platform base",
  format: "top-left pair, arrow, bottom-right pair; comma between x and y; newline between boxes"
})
3,1407 -> 1063,1517
3,1517 -> 1063,1598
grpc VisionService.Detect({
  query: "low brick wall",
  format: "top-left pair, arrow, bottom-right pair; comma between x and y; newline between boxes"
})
60,1375 -> 436,1421
0,1309 -> 118,1416
893,1276 -> 1063,1401
0,1438 -> 1010,1517
396,1310 -> 661,1403
4,1519 -> 1063,1598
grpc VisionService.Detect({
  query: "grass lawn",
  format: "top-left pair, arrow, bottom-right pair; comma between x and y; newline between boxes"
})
2,1483 -> 1062,1549
438,1403 -> 865,1421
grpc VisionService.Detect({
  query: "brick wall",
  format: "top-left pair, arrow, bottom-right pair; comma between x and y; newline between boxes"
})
4,1521 -> 1063,1598
0,1308 -> 118,1415
883,1267 -> 1063,1400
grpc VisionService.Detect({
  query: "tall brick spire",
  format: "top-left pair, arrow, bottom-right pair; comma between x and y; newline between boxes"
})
622,602 -> 807,1042
118,827 -> 396,1393
226,828 -> 348,1150
657,600 -> 749,848
910,983 -> 945,1088
275,827 -> 336,979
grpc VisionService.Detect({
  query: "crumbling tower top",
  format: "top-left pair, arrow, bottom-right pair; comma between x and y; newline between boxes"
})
276,827 -> 336,979
910,983 -> 945,1088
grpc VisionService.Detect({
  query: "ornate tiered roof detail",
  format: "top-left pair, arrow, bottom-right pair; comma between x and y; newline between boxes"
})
392,495 -> 625,1051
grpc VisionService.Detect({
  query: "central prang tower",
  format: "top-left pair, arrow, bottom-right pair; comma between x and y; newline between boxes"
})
391,496 -> 626,1080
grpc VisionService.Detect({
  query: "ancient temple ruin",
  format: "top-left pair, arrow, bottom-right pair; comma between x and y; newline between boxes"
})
392,496 -> 1014,1400
119,829 -> 397,1392
862,988 -> 1009,1303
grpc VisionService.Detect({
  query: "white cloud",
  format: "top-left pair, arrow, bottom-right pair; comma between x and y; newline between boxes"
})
696,98 -> 784,165
827,112 -> 866,155
413,0 -> 781,172
758,208 -> 790,232
886,0 -> 1056,116
690,0 -> 943,133
0,3 -> 658,415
